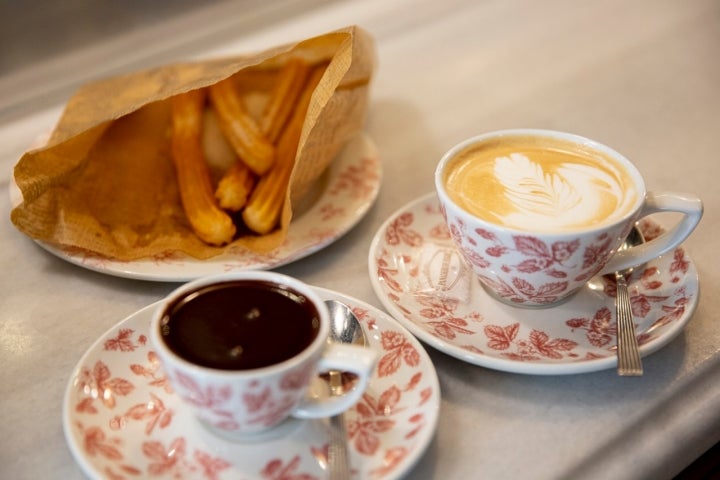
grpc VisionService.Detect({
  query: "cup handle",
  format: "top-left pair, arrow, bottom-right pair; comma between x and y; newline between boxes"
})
292,344 -> 378,419
600,192 -> 703,275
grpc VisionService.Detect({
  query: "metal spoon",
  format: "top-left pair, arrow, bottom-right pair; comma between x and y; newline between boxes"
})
615,226 -> 645,376
325,300 -> 369,480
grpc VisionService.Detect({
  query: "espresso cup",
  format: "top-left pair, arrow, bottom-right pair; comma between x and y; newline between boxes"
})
435,129 -> 703,308
149,271 -> 378,437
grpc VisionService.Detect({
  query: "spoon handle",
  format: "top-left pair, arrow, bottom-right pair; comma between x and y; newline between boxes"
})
615,274 -> 643,376
328,370 -> 351,480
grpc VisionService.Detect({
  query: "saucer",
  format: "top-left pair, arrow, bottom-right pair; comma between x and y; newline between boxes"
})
62,288 -> 439,479
11,133 -> 380,282
368,193 -> 700,375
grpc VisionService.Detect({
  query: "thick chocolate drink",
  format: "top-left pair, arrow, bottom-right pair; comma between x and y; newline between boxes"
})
160,280 -> 321,370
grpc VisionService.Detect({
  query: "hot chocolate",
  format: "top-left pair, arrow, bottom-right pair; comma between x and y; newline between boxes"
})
159,280 -> 320,370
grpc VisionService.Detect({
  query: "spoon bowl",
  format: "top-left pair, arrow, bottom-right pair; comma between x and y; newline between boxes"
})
326,299 -> 368,347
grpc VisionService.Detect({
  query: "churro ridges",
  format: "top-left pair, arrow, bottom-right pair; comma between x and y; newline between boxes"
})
242,66 -> 325,235
215,160 -> 256,211
171,90 -> 236,245
260,58 -> 313,143
208,77 -> 275,175
172,59 -> 325,242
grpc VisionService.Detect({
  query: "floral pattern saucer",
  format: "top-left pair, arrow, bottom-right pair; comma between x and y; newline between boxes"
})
63,288 -> 439,480
368,193 -> 700,375
12,133 -> 380,282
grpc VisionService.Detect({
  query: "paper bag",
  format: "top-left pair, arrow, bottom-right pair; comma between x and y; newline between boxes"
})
11,26 -> 376,260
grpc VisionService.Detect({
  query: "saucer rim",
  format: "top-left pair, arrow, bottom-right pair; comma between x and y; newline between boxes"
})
13,132 -> 381,282
367,191 -> 700,375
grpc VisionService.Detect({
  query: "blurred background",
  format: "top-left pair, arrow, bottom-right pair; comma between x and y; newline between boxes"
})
0,0 -> 333,120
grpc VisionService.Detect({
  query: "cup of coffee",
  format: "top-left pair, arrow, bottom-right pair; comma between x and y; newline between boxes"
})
149,271 -> 378,437
435,129 -> 703,308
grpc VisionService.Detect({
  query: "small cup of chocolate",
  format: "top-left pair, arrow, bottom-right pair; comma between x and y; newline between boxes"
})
149,271 -> 378,438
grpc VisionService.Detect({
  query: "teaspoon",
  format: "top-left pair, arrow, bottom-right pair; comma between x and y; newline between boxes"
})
325,299 -> 369,480
615,226 -> 645,376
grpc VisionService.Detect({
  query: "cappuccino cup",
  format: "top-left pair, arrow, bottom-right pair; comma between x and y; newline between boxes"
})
149,271 -> 378,437
435,129 -> 703,308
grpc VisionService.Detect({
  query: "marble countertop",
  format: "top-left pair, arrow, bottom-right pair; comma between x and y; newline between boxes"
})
1,0 -> 719,478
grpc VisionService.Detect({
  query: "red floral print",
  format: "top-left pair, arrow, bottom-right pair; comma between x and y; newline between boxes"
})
142,437 -> 232,479
83,424 -> 123,461
61,245 -> 119,268
261,455 -> 319,480
66,290 -> 438,479
329,156 -> 379,199
350,387 -> 402,455
171,371 -> 235,428
77,361 -> 135,410
104,329 -> 141,352
319,203 -> 344,221
280,366 -> 312,391
386,212 -> 423,247
375,254 -> 403,293
566,307 -> 616,348
652,291 -> 691,330
111,392 -> 173,435
414,293 -> 478,340
460,244 -> 491,268
670,248 -> 690,278
194,450 -> 232,480
377,331 -> 420,377
247,395 -> 297,428
371,196 -> 698,377
484,323 -> 578,360
130,351 -> 172,393
151,250 -> 185,265
511,277 -> 568,304
429,222 -> 450,240
369,447 -> 409,477
143,437 -> 186,476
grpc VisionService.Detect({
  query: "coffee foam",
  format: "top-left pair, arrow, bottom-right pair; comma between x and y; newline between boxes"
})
443,138 -> 639,231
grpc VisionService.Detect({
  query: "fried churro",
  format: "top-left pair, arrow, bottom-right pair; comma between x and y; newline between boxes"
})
215,160 -> 256,211
171,89 -> 236,245
209,77 -> 275,175
242,66 -> 325,235
260,58 -> 313,143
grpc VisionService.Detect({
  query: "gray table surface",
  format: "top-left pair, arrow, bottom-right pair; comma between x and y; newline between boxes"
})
1,1 -> 719,479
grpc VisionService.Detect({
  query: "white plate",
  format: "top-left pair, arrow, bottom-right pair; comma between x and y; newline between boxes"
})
62,288 -> 439,479
368,192 -> 700,375
11,133 -> 381,281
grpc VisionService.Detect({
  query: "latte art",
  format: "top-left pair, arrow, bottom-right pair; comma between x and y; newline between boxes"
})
443,138 -> 639,231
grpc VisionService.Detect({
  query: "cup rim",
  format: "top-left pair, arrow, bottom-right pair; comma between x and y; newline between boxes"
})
434,128 -> 647,235
149,271 -> 330,378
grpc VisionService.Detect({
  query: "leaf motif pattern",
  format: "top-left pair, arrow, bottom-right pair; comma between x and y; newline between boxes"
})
104,329 -> 139,352
494,153 -> 581,217
76,360 -> 135,410
483,323 -> 579,361
373,195 -> 697,375
68,280 -> 437,479
386,213 -> 423,247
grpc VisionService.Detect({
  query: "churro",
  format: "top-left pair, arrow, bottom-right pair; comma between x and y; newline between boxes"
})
171,89 -> 236,245
215,160 -> 256,211
242,67 -> 325,234
260,58 -> 313,143
208,77 -> 275,175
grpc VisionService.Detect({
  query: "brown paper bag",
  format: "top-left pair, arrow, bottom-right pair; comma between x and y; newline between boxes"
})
11,26 -> 376,261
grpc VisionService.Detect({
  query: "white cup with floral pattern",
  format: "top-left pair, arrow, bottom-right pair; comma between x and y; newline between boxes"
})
149,271 -> 377,438
435,129 -> 703,308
